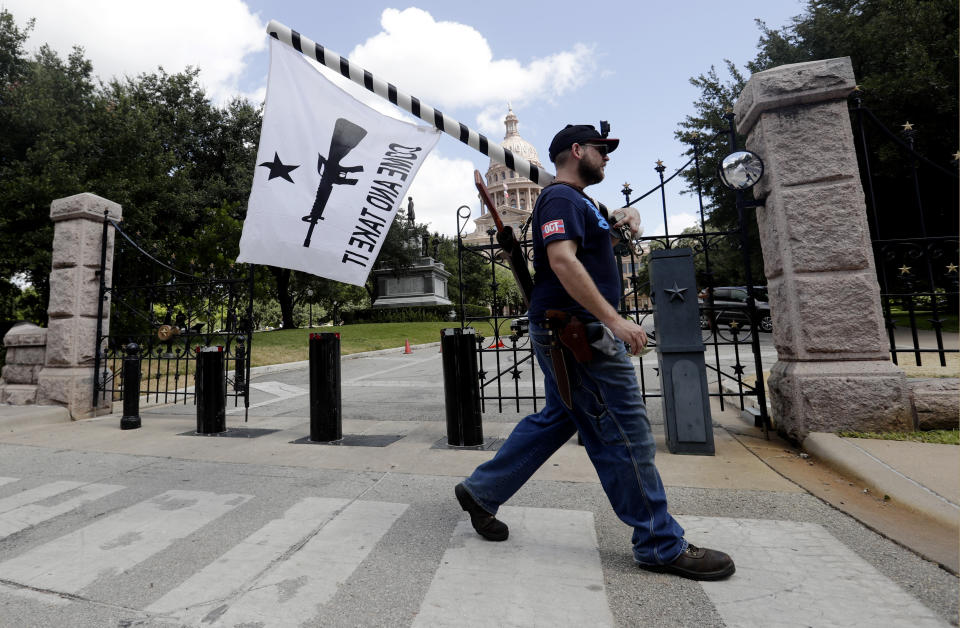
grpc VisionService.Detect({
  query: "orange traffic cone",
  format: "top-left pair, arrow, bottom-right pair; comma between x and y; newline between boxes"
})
487,338 -> 506,349
404,339 -> 413,354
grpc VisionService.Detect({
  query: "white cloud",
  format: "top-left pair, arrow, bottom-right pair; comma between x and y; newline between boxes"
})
348,8 -> 595,114
4,0 -> 265,104
406,151 -> 478,237
669,212 -> 701,234
643,211 -> 701,237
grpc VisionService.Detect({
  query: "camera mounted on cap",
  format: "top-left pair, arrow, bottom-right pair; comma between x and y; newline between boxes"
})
599,120 -> 610,138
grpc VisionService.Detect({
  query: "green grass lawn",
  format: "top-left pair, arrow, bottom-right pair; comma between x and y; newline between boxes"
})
837,429 -> 959,445
888,308 -> 958,333
249,321 -> 502,367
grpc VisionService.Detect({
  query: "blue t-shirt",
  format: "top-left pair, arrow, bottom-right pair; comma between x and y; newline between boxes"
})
528,184 -> 620,324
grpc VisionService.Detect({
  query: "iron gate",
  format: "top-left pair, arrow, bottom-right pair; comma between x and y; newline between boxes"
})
850,93 -> 959,367
456,122 -> 770,430
93,214 -> 254,413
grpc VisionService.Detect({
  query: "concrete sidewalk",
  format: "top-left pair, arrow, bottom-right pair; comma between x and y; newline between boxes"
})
804,432 -> 959,530
0,345 -> 956,626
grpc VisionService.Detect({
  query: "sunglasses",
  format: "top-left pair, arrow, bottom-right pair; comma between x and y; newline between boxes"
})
581,143 -> 609,156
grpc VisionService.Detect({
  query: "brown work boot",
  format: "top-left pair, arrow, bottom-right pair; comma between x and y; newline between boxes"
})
455,483 -> 509,541
640,544 -> 735,581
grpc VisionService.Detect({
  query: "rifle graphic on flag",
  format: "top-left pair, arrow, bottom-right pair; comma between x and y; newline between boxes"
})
302,118 -> 368,247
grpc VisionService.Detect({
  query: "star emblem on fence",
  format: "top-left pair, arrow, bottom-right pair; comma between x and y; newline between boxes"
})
947,263 -> 958,273
732,363 -> 746,375
664,282 -> 687,302
901,121 -> 914,132
899,265 -> 912,275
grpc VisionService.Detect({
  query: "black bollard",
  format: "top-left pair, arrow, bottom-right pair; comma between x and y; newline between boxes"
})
196,346 -> 226,434
441,328 -> 483,447
120,342 -> 142,430
309,333 -> 342,442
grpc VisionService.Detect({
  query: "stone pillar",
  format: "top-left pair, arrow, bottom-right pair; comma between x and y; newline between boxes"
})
36,193 -> 122,419
734,57 -> 912,442
0,323 -> 47,404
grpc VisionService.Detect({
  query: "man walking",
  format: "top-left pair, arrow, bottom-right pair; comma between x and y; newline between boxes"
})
455,123 -> 735,581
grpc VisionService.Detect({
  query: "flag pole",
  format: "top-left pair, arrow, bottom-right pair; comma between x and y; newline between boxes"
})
266,20 -> 556,186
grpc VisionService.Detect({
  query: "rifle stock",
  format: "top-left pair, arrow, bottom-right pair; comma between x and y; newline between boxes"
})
473,170 -> 534,309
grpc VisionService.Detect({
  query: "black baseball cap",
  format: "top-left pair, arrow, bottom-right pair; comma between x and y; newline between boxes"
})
548,124 -> 620,162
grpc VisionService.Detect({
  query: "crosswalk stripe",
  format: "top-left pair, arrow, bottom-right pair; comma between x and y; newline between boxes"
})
0,489 -> 251,595
145,496 -> 350,623
208,499 -> 407,627
0,482 -> 123,539
248,381 -> 309,396
228,381 -> 309,415
413,506 -> 614,628
678,516 -> 950,628
0,480 -> 87,514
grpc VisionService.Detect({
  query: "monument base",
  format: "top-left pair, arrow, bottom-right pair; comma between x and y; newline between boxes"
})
372,257 -> 452,310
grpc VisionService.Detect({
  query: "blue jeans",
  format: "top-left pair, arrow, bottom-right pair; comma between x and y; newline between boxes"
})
462,321 -> 686,565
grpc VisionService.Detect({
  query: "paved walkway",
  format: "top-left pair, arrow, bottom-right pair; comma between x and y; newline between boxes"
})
0,345 -> 956,627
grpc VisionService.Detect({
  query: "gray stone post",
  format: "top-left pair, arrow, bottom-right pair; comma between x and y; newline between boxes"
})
733,57 -> 912,442
36,193 -> 122,419
0,323 -> 47,404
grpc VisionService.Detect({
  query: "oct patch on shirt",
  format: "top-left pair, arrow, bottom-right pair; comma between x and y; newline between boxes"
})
542,219 -> 565,238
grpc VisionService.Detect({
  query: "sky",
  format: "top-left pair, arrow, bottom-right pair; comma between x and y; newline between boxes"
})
3,0 -> 807,238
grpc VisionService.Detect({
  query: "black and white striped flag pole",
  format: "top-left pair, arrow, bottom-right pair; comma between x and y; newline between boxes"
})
266,20 -> 556,186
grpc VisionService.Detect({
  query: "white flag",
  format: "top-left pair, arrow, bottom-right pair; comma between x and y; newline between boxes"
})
238,38 -> 441,286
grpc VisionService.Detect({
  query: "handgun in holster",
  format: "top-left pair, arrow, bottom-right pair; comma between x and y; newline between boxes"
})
544,310 -> 594,409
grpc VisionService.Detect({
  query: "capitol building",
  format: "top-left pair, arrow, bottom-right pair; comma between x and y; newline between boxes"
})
462,107 -> 543,245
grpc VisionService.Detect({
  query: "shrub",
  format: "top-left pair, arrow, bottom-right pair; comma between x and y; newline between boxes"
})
341,304 -> 488,324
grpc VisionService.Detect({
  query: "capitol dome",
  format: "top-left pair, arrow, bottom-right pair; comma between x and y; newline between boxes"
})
463,107 -> 545,245
491,107 -> 542,168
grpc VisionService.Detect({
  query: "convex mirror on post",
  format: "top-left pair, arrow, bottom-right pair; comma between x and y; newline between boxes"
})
718,150 -> 764,191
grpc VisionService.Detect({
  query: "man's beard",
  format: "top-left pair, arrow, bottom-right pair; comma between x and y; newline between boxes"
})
578,157 -> 604,186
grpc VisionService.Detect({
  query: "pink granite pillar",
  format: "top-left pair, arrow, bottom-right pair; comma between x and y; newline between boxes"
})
733,57 -> 912,442
36,193 -> 122,419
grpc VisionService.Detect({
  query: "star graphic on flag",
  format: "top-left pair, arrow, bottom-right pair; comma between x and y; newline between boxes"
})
258,152 -> 300,182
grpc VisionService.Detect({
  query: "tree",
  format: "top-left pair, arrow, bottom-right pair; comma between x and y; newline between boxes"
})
750,0 -> 958,245
0,9 -> 263,324
676,0 -> 959,288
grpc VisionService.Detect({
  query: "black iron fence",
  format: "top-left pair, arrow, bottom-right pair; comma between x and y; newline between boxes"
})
851,94 -> 959,367
456,122 -> 770,430
93,215 -> 254,412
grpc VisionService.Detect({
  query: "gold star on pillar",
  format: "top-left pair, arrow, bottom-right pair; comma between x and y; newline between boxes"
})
898,265 -> 912,275
853,84 -> 862,92
947,263 -> 958,274
952,151 -> 960,162
901,121 -> 914,131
